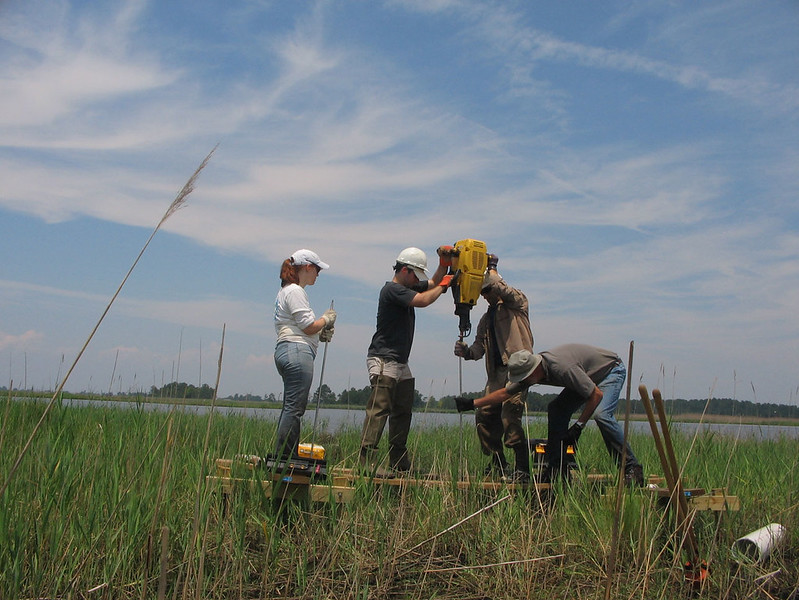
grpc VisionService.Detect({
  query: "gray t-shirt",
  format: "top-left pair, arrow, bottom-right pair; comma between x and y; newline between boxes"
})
506,343 -> 620,399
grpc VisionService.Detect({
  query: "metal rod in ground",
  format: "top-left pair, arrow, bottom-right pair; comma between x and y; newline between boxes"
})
458,333 -> 464,481
310,300 -> 333,454
604,340 -> 634,600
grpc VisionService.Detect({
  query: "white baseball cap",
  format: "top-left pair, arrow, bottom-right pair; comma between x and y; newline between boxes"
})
290,249 -> 329,270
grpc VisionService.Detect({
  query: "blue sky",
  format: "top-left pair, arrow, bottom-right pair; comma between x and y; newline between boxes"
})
2,0 -> 798,404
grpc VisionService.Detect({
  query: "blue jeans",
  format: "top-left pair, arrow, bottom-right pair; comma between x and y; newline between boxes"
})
547,362 -> 640,472
274,341 -> 316,457
592,363 -> 641,470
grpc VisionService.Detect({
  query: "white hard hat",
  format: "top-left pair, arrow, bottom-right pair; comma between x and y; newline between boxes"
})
395,247 -> 428,280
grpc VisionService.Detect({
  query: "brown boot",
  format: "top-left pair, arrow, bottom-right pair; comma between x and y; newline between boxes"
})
358,447 -> 394,479
624,464 -> 644,487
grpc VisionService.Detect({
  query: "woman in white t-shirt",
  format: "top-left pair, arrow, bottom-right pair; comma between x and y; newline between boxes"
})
273,249 -> 336,458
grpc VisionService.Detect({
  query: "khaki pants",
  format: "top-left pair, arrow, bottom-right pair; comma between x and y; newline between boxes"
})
475,365 -> 528,471
360,358 -> 415,470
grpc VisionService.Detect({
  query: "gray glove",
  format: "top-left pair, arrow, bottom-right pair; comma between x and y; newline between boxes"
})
319,325 -> 334,343
454,340 -> 468,358
322,308 -> 337,327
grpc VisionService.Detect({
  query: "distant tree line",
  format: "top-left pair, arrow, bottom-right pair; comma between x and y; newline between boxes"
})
214,384 -> 799,419
10,380 -> 793,419
149,382 -> 216,400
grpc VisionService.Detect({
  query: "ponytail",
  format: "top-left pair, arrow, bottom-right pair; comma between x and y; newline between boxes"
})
279,259 -> 300,287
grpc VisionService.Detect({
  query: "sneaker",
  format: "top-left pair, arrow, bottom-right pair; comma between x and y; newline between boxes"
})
365,464 -> 396,479
503,470 -> 531,485
624,465 -> 645,487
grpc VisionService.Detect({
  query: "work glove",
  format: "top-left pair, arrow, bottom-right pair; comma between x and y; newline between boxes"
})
453,340 -> 468,358
438,271 -> 460,288
486,253 -> 499,271
564,421 -> 584,447
454,396 -> 475,412
437,245 -> 455,267
319,325 -> 334,343
322,307 -> 337,327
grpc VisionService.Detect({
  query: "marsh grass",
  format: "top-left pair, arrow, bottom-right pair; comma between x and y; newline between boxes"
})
0,400 -> 796,599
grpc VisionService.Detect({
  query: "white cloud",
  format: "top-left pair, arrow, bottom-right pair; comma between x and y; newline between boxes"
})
0,329 -> 44,351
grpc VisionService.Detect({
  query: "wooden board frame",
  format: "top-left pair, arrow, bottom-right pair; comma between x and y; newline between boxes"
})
208,458 -> 739,511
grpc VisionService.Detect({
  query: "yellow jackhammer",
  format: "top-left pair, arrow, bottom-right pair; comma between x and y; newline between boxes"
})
446,239 -> 488,480
448,238 -> 488,338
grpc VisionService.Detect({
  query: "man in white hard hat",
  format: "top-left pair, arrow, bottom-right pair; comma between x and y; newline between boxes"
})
455,345 -> 644,485
359,246 -> 456,475
453,254 -> 534,483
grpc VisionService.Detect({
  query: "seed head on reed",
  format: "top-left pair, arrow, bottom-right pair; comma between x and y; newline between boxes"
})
160,145 -> 217,227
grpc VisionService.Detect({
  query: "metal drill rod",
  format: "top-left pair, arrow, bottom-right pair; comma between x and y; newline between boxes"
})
457,332 -> 464,481
309,300 -> 333,455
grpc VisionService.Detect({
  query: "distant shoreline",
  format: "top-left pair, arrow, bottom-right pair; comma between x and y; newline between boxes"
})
10,393 -> 799,428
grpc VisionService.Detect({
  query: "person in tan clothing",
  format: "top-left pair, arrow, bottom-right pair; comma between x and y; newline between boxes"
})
454,255 -> 533,482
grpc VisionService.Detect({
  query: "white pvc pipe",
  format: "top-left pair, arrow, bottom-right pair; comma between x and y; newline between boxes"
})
732,523 -> 786,564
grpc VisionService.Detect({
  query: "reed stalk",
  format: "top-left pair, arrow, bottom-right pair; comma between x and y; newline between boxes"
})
0,146 -> 217,501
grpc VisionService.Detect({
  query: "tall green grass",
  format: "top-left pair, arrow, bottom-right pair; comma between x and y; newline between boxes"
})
0,399 -> 796,599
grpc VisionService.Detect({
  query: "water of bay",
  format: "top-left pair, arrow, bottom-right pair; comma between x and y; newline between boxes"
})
29,397 -> 799,441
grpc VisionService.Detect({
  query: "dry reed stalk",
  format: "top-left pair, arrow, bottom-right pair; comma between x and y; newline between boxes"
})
0,382 -> 12,452
396,493 -> 511,559
0,146 -> 217,500
604,340 -> 634,600
424,554 -> 565,573
108,348 -> 120,395
158,526 -> 169,600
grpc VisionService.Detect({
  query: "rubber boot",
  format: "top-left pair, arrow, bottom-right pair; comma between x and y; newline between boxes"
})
388,378 -> 415,472
513,441 -> 530,476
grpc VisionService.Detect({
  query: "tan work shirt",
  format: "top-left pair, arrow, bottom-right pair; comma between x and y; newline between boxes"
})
461,277 -> 533,378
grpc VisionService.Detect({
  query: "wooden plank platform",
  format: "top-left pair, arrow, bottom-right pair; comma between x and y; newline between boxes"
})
649,486 -> 740,512
206,458 -> 356,504
205,474 -> 356,503
208,458 -> 739,511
